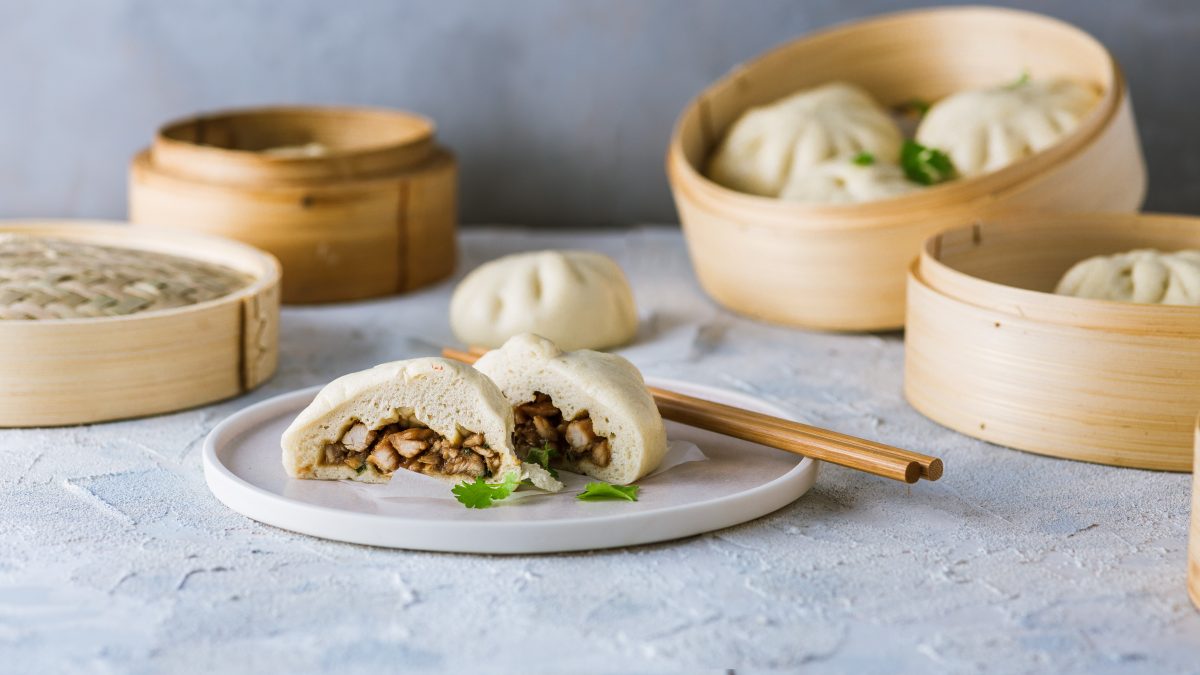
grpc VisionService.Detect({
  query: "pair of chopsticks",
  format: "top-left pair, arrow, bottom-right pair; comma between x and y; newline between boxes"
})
442,347 -> 942,484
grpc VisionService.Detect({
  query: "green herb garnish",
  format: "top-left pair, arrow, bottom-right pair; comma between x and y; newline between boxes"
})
1006,70 -> 1031,89
898,98 -> 931,117
525,443 -> 556,470
452,471 -> 521,509
900,140 -> 957,186
577,482 -> 639,502
852,152 -> 875,166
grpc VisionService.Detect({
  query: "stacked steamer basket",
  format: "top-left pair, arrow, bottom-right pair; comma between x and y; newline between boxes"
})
130,106 -> 456,304
666,6 -> 1145,331
0,221 -> 280,426
905,214 -> 1200,472
1192,424 -> 1200,610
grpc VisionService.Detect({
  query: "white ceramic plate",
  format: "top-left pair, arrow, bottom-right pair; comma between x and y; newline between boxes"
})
202,377 -> 818,553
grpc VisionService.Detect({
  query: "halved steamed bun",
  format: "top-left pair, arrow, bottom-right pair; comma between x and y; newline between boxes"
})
473,334 -> 668,485
281,357 -> 522,484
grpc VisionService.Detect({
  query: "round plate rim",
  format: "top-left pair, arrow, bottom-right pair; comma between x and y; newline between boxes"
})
202,377 -> 819,553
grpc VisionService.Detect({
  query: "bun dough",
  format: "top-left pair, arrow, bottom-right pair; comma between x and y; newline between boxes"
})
450,250 -> 638,351
1055,249 -> 1200,305
916,79 -> 1100,177
707,82 -> 904,197
474,334 -> 668,485
779,159 -> 921,204
281,357 -> 520,483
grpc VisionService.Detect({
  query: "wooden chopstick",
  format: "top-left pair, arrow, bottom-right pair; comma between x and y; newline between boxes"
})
442,347 -> 941,484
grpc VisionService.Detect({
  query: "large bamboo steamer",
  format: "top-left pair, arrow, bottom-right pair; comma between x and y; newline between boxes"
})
0,221 -> 280,427
905,213 -> 1200,472
666,6 -> 1146,331
130,106 -> 456,304
1189,419 -> 1200,610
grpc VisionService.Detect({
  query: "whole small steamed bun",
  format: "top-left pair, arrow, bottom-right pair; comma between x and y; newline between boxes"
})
779,158 -> 922,204
707,82 -> 904,197
916,78 -> 1100,177
1055,249 -> 1200,305
450,250 -> 638,350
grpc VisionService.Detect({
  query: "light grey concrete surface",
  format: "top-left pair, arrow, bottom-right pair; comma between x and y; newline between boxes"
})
1,228 -> 1198,673
0,0 -> 1197,227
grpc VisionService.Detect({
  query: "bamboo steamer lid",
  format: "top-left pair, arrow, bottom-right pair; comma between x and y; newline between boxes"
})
905,213 -> 1200,472
666,6 -> 1146,331
129,106 -> 456,304
0,221 -> 280,427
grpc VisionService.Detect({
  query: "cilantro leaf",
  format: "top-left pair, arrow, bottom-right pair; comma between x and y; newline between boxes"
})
524,443 -> 560,479
852,152 -> 875,166
525,443 -> 556,470
577,482 -> 639,502
900,140 -> 957,186
452,471 -> 521,509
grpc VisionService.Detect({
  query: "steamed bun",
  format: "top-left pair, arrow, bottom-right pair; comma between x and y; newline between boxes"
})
707,82 -> 904,197
450,250 -> 638,351
779,158 -> 922,204
1055,249 -> 1200,305
474,333 -> 667,485
916,79 -> 1101,177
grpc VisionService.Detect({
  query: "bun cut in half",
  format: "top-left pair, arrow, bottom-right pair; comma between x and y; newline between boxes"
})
473,334 -> 668,485
281,357 -> 521,484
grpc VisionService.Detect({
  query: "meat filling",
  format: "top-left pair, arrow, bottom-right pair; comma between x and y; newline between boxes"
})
321,420 -> 499,478
513,392 -> 612,468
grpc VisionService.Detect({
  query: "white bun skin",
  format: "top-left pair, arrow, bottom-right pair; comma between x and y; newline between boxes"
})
779,159 -> 921,204
916,79 -> 1101,177
707,82 -> 903,197
281,357 -> 519,483
473,334 -> 668,485
450,250 -> 638,351
1055,249 -> 1200,305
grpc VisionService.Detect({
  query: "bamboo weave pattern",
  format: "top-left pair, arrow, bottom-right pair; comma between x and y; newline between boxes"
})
0,235 -> 252,320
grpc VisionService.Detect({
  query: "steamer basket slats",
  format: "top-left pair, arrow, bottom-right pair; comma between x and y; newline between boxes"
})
905,213 -> 1200,472
667,6 -> 1146,331
0,222 -> 281,427
1190,421 -> 1200,610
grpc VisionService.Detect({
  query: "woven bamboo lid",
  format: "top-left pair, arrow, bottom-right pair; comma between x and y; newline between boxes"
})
0,221 -> 280,427
0,234 -> 253,320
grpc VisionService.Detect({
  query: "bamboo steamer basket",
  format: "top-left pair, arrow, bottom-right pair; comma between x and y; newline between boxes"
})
1189,419 -> 1200,610
666,6 -> 1146,331
129,106 -> 456,304
0,221 -> 280,427
905,213 -> 1200,471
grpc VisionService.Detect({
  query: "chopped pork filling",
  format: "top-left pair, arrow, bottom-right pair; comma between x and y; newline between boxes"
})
513,392 -> 611,468
321,420 -> 498,478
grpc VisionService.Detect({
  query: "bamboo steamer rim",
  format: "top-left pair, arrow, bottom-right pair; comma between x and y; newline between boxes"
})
667,5 -> 1125,230
916,213 -> 1200,337
0,220 -> 281,325
130,145 -> 456,197
152,105 -> 437,186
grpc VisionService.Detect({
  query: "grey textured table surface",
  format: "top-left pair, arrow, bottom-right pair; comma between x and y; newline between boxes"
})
2,227 -> 1198,673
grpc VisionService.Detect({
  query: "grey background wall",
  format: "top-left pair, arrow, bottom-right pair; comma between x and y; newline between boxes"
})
0,0 -> 1195,227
